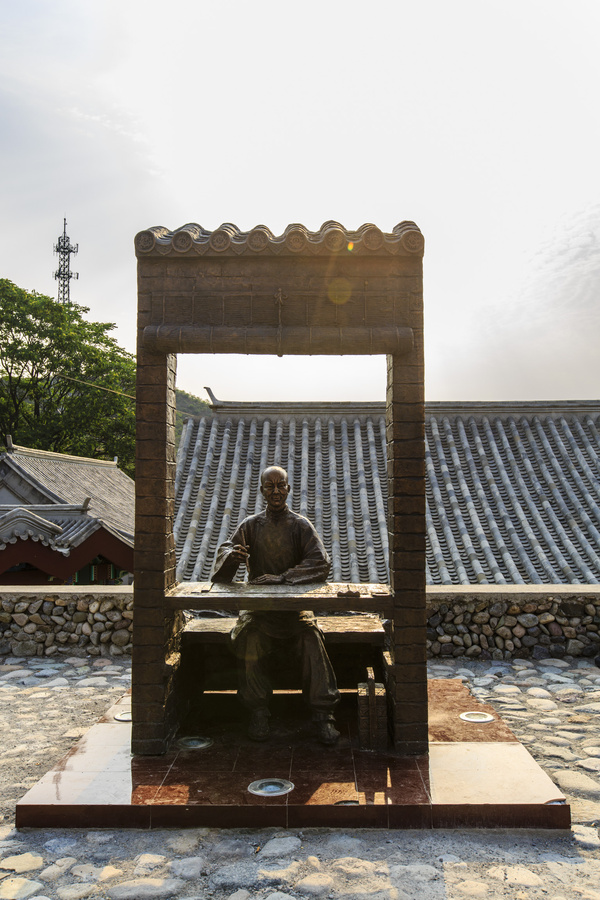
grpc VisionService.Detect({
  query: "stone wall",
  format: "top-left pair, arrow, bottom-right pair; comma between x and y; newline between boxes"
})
0,586 -> 133,658
2,584 -> 600,662
427,586 -> 600,661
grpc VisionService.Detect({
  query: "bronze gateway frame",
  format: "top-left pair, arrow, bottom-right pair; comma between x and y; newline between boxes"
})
132,221 -> 426,757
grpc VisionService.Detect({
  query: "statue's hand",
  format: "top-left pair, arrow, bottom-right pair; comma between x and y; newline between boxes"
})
230,543 -> 249,565
250,573 -> 285,584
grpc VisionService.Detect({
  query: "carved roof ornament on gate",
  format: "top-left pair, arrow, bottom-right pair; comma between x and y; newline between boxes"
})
135,221 -> 424,257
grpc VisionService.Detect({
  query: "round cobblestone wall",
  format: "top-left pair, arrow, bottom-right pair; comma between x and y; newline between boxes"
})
0,587 -> 133,658
427,589 -> 600,661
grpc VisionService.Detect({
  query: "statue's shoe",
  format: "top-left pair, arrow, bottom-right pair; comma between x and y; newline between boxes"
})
316,720 -> 340,746
248,710 -> 270,741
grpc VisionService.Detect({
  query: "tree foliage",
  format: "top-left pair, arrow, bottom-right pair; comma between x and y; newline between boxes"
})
0,279 -> 136,477
175,388 -> 211,444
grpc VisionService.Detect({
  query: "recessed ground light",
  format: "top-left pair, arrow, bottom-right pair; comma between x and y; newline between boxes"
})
114,711 -> 132,722
334,800 -> 360,806
247,778 -> 294,797
460,711 -> 495,723
177,736 -> 214,750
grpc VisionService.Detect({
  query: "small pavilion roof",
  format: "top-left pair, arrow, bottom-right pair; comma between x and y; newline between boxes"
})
0,444 -> 134,543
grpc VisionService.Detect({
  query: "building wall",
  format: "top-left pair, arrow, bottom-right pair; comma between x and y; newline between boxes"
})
1,584 -> 599,662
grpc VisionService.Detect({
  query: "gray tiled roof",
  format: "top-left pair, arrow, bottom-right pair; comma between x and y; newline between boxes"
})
0,446 -> 134,541
174,399 -> 600,586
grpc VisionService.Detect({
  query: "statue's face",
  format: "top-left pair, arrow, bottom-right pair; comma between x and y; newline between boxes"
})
261,467 -> 291,512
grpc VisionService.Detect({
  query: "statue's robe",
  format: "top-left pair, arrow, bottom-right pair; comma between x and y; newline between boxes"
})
212,506 -> 339,713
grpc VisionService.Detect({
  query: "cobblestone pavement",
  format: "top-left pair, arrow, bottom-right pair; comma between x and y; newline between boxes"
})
1,653 -> 600,899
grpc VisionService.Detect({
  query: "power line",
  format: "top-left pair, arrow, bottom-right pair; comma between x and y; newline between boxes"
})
55,373 -> 136,401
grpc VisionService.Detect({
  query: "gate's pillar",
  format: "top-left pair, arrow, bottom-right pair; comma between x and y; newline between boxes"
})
386,309 -> 427,755
132,335 -> 180,753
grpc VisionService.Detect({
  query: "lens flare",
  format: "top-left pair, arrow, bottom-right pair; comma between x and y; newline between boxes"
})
347,241 -> 354,251
327,277 -> 352,305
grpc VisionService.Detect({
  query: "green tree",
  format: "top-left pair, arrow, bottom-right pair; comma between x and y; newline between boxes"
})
175,388 -> 211,444
0,279 -> 136,477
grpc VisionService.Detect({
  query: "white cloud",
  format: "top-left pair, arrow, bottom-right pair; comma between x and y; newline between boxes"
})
427,205 -> 600,400
2,0 -> 600,401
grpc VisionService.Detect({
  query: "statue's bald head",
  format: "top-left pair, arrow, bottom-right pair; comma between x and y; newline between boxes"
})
260,466 -> 288,487
260,466 -> 291,511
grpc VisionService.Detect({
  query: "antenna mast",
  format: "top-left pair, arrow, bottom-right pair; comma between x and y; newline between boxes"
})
53,218 -> 79,304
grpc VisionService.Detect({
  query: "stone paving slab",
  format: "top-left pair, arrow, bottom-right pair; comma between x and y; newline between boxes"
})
1,652 -> 600,898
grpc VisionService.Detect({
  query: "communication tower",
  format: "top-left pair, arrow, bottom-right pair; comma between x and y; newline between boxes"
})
53,218 -> 79,304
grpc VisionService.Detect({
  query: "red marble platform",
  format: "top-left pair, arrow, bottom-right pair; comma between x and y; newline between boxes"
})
16,681 -> 570,829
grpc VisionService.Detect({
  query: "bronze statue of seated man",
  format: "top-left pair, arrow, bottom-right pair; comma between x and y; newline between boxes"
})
211,465 -> 340,745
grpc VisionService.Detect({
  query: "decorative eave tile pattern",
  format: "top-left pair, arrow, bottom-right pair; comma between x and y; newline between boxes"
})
0,507 -> 65,552
174,399 -> 600,586
135,220 -> 424,258
0,504 -> 134,555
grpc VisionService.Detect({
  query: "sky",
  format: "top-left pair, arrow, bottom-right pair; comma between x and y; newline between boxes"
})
1,0 -> 599,404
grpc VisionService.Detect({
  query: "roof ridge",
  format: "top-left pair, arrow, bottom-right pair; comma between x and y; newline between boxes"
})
7,445 -> 118,467
0,503 -> 90,513
199,395 -> 600,420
